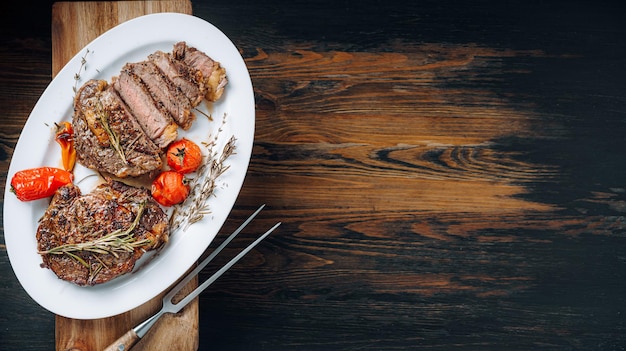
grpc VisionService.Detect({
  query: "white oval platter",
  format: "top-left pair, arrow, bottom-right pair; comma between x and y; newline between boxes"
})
3,13 -> 255,319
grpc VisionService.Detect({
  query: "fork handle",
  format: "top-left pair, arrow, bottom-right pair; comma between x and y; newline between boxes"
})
103,329 -> 140,351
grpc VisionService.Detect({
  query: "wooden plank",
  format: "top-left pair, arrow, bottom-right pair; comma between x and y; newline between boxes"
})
51,2 -> 198,351
52,0 -> 193,75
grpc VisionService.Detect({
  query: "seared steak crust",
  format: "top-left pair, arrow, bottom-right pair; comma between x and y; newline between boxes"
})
36,180 -> 169,286
73,79 -> 163,178
173,41 -> 227,102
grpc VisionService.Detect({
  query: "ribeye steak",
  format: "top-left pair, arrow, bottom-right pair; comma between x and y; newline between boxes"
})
36,180 -> 169,286
73,79 -> 163,178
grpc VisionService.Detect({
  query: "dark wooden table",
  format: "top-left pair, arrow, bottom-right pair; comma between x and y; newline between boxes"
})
2,0 -> 626,350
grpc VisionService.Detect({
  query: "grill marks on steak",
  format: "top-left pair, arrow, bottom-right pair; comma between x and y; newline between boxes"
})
73,42 -> 226,178
73,79 -> 163,178
36,180 -> 169,286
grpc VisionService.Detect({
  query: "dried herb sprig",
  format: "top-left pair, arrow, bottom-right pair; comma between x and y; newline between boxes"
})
170,114 -> 236,232
73,48 -> 91,94
39,201 -> 151,262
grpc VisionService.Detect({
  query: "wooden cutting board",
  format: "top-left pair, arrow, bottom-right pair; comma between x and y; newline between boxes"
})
52,2 -> 199,351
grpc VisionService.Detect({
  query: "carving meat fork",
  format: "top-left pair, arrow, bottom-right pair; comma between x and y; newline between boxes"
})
104,205 -> 280,351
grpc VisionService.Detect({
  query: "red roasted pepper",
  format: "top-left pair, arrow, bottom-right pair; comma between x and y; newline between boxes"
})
55,121 -> 76,171
10,167 -> 74,201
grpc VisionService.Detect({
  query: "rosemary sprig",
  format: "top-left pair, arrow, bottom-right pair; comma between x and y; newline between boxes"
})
95,99 -> 127,164
39,202 -> 151,261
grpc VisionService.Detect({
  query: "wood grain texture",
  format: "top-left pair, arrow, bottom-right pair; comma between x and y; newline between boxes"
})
190,2 -> 626,350
55,275 -> 198,351
51,0 -> 193,75
51,2 -> 198,351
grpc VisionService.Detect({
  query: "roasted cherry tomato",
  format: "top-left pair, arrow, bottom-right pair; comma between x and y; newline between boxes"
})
10,167 -> 74,201
151,171 -> 190,207
55,121 -> 76,172
166,138 -> 202,174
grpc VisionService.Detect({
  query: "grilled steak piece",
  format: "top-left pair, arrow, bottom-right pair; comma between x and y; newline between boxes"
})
113,67 -> 179,149
126,61 -> 196,130
36,180 -> 169,286
148,50 -> 207,108
173,41 -> 227,102
73,79 -> 163,178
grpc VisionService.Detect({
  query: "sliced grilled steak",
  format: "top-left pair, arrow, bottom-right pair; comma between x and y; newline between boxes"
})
113,67 -> 178,149
173,41 -> 227,102
126,61 -> 196,130
148,50 -> 207,107
36,180 -> 169,286
73,79 -> 163,178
